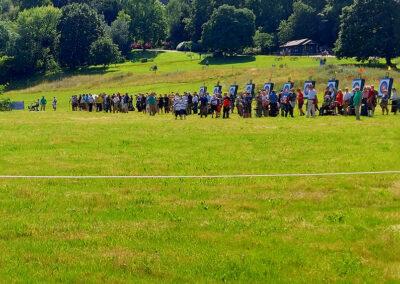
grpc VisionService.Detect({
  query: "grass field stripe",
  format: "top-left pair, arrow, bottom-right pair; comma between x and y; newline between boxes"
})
0,171 -> 400,179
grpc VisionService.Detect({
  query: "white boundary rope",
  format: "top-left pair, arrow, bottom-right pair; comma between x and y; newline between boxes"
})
0,171 -> 399,179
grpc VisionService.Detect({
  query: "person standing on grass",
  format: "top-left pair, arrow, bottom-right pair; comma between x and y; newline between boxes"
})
255,92 -> 263,117
174,94 -> 186,120
343,88 -> 352,115
187,93 -> 193,115
158,95 -> 164,114
148,93 -> 157,116
210,94 -> 218,118
245,92 -> 253,118
105,95 -> 112,113
222,94 -> 231,119
192,92 -> 199,114
52,97 -> 57,111
306,85 -> 316,118
391,88 -> 399,115
289,89 -> 296,118
88,94 -> 94,112
353,87 -> 362,120
367,85 -> 378,117
297,89 -> 305,116
336,89 -> 344,115
164,94 -> 170,114
199,94 -> 208,118
261,91 -> 269,117
236,94 -> 243,116
380,90 -> 390,115
71,95 -> 78,111
112,94 -> 120,113
95,94 -> 103,112
230,92 -> 236,114
40,96 -> 47,111
269,91 -> 278,117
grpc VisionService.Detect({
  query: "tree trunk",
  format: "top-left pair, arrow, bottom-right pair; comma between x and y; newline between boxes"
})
386,57 -> 393,67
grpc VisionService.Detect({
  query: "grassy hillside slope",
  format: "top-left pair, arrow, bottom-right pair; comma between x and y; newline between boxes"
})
5,51 -> 399,110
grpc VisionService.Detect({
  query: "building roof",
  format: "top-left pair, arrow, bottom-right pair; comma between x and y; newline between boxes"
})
280,38 -> 316,48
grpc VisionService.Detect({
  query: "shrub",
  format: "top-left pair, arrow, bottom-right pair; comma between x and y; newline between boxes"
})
0,83 -> 11,111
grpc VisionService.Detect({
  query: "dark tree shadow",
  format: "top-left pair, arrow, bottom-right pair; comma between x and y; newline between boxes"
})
128,50 -> 165,62
200,55 -> 256,66
340,61 -> 399,72
7,66 -> 115,92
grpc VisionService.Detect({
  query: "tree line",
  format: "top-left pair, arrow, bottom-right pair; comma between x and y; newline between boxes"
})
0,0 -> 399,83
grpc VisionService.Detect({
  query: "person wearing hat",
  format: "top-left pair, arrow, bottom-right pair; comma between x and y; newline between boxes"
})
353,87 -> 362,120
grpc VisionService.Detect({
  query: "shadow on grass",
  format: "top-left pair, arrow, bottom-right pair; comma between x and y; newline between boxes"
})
6,50 -> 166,92
200,55 -> 256,66
340,61 -> 399,72
7,66 -> 116,92
128,50 -> 165,62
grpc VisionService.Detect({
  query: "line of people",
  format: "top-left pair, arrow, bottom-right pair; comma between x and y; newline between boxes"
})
68,86 -> 400,120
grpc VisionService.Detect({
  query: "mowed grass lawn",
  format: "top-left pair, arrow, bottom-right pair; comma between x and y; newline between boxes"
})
0,111 -> 399,282
1,52 -> 400,282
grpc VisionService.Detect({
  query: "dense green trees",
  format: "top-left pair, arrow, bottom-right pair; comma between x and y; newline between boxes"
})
58,3 -> 105,68
335,0 -> 400,66
278,1 -> 318,44
124,0 -> 167,48
202,5 -> 255,54
90,36 -> 121,66
110,11 -> 131,56
0,0 -> 398,83
11,6 -> 61,75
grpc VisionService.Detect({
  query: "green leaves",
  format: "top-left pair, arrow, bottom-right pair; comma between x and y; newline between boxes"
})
201,5 -> 256,55
58,3 -> 106,69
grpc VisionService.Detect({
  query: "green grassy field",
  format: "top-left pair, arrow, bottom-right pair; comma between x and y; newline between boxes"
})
1,52 -> 400,282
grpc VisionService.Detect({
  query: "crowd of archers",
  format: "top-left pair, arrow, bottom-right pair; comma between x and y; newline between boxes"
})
30,85 -> 400,120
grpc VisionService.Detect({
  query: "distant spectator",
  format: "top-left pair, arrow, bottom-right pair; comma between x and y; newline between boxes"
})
353,88 -> 362,120
52,97 -> 57,111
391,88 -> 399,115
40,96 -> 47,111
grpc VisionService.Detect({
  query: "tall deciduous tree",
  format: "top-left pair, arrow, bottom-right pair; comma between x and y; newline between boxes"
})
185,0 -> 214,42
166,0 -> 190,46
278,1 -> 319,44
202,5 -> 255,55
58,3 -> 105,68
244,0 -> 292,34
110,11 -> 131,56
90,36 -> 121,66
124,0 -> 167,47
335,0 -> 400,66
11,6 -> 61,75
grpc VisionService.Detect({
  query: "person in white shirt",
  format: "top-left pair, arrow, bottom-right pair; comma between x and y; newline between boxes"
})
343,88 -> 352,115
306,86 -> 316,117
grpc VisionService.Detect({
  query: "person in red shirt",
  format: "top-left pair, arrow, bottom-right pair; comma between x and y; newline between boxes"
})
336,89 -> 344,115
367,85 -> 378,117
297,89 -> 305,116
222,94 -> 231,119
